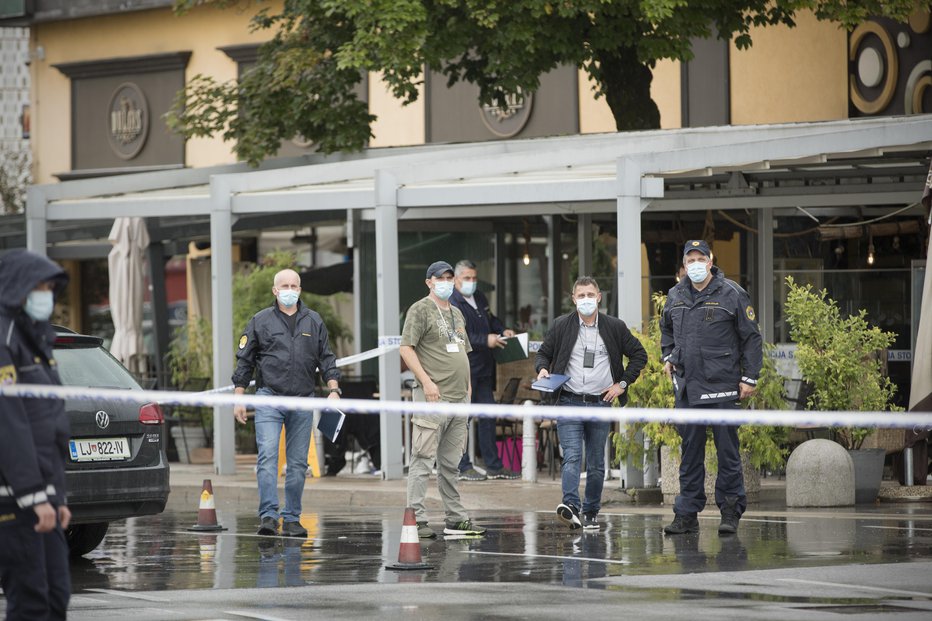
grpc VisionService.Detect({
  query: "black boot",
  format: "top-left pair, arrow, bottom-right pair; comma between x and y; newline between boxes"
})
718,496 -> 740,534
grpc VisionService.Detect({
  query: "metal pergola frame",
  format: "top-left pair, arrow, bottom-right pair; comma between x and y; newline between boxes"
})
25,116 -> 932,477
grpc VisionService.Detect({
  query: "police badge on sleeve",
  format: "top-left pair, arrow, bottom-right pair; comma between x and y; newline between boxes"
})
0,364 -> 17,385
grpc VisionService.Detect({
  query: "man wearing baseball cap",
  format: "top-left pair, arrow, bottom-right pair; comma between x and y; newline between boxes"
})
400,260 -> 486,538
660,240 -> 762,536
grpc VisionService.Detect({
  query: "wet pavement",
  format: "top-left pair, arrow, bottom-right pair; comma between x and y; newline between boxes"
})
58,503 -> 932,620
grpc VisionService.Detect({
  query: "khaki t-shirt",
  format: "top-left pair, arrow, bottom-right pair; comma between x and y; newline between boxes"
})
401,296 -> 471,405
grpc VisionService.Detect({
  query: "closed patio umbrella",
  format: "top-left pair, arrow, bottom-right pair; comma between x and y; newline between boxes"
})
108,217 -> 149,373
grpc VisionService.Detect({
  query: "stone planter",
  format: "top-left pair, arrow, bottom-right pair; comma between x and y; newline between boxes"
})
660,445 -> 760,506
170,425 -> 207,464
848,448 -> 885,504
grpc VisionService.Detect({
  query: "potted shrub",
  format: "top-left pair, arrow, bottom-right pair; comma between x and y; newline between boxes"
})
613,293 -> 788,503
783,276 -> 902,503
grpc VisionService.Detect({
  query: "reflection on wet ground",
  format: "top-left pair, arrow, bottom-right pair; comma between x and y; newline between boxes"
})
69,506 -> 932,594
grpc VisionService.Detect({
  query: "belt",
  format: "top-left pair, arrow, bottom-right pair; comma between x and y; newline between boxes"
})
561,391 -> 604,404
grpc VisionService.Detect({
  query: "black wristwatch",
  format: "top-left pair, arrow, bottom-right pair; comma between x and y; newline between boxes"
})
329,387 -> 342,395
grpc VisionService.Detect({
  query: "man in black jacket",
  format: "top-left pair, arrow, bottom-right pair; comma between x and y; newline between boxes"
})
660,240 -> 762,536
0,249 -> 72,621
536,276 -> 647,530
450,259 -> 518,481
233,268 -> 342,538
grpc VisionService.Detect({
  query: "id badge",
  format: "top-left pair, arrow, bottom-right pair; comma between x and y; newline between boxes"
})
446,343 -> 460,353
583,349 -> 595,368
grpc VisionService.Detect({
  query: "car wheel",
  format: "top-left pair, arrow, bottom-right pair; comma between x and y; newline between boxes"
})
66,522 -> 110,557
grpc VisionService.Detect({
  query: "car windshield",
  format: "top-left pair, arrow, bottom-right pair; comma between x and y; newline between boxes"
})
55,345 -> 140,390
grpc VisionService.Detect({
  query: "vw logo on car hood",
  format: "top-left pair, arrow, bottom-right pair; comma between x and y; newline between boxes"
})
95,411 -> 110,429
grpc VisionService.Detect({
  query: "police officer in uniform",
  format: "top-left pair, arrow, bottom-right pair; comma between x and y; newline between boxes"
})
660,240 -> 762,535
0,249 -> 72,620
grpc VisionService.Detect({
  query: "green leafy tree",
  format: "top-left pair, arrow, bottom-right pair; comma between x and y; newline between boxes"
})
169,0 -> 923,165
783,276 -> 901,449
614,292 -> 788,471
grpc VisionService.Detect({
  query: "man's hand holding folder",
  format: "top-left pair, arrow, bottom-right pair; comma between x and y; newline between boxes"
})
531,372 -> 571,393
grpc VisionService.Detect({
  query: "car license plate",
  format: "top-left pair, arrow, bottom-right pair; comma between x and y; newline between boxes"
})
69,437 -> 131,462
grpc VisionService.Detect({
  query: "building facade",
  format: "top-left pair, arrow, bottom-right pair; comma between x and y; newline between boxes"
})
2,1 -> 930,411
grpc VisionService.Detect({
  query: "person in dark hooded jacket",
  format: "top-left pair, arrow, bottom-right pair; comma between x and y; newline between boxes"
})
0,249 -> 72,621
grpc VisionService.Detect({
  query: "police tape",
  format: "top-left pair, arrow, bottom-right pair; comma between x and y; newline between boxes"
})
2,382 -> 932,429
202,344 -> 401,395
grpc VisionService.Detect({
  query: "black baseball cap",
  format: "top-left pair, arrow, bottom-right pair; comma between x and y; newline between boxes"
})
683,240 -> 711,258
425,260 -> 454,279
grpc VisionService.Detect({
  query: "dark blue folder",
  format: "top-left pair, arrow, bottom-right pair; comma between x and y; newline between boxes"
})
318,408 -> 346,442
531,374 -> 571,393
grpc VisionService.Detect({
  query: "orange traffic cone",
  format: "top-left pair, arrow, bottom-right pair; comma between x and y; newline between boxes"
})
188,479 -> 227,532
385,507 -> 432,571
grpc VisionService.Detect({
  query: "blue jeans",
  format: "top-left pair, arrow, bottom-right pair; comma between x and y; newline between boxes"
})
673,395 -> 746,517
556,395 -> 612,514
458,375 -> 505,472
254,387 -> 314,523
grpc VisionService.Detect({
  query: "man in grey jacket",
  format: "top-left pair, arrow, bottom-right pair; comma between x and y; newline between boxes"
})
233,268 -> 341,537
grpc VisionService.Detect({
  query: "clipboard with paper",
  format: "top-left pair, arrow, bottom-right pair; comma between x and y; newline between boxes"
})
531,374 -> 571,393
492,332 -> 529,364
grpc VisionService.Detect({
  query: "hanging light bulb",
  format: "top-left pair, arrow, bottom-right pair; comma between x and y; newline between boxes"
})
867,240 -> 875,266
522,218 -> 532,267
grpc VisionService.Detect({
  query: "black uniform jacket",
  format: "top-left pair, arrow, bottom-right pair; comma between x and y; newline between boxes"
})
660,267 -> 763,406
450,288 -> 505,382
535,311 -> 647,406
0,250 -> 70,515
232,301 -> 341,397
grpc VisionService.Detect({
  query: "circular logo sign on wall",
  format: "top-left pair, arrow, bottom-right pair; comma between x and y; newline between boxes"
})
108,82 -> 149,160
479,89 -> 533,138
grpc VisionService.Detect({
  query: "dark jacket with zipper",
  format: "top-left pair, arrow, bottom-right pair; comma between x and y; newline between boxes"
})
660,267 -> 763,406
450,287 -> 505,383
0,250 -> 70,516
535,311 -> 647,406
232,301 -> 341,397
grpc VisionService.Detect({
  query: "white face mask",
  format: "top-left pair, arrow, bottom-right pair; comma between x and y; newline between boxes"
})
25,289 -> 55,322
460,281 -> 477,296
433,281 -> 454,300
277,290 -> 300,307
575,297 -> 598,317
686,261 -> 709,284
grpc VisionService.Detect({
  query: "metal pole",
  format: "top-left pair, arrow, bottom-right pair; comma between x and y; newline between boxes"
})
209,176 -> 236,476
904,447 -> 914,486
375,170 -> 403,480
521,404 -> 537,483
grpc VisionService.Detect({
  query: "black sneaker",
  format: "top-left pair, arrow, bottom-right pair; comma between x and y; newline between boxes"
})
556,503 -> 582,530
443,519 -> 486,536
486,468 -> 521,480
256,516 -> 279,536
718,496 -> 740,534
417,521 -> 437,539
456,468 -> 487,481
582,512 -> 600,530
663,513 -> 699,535
281,521 -> 308,538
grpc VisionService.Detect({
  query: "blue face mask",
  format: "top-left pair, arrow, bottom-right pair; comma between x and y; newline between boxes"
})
277,290 -> 300,307
686,261 -> 709,284
460,281 -> 477,296
433,281 -> 454,301
575,297 -> 598,317
25,290 -> 55,322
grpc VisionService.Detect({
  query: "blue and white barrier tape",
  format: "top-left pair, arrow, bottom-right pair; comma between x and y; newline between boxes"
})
2,382 -> 931,429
